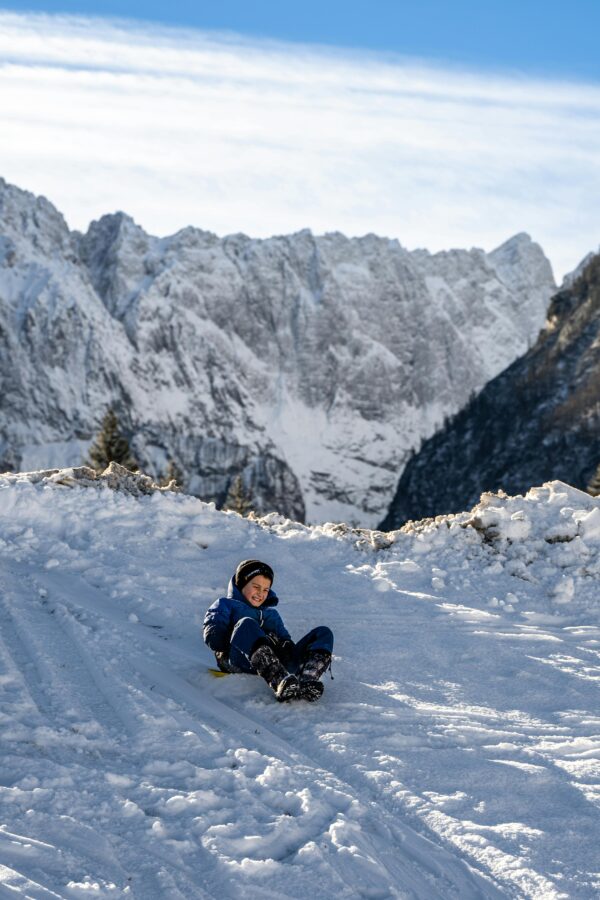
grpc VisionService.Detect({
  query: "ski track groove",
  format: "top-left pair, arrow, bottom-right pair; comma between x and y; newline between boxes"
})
0,563 -> 230,899
1,585 -> 129,742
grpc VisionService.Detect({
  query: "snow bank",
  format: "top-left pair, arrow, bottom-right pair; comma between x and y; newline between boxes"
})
0,461 -> 179,496
0,471 -> 599,898
392,480 -> 600,614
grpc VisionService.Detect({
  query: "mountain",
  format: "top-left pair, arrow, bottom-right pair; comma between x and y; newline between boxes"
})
0,177 -> 556,524
1,468 -> 599,896
381,254 -> 600,527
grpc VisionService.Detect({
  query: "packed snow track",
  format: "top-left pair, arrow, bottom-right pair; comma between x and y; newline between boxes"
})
0,472 -> 599,898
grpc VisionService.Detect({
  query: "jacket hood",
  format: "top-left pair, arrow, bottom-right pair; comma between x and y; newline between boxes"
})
226,577 -> 279,608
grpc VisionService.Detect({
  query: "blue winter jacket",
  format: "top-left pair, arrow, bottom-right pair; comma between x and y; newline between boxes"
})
203,578 -> 292,653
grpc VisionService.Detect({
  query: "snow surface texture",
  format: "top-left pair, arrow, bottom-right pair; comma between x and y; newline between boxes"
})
0,177 -> 557,526
0,470 -> 599,898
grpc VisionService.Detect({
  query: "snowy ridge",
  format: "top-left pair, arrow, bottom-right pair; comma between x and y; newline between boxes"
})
0,177 -> 557,526
0,461 -> 180,497
381,251 -> 600,527
0,471 -> 599,897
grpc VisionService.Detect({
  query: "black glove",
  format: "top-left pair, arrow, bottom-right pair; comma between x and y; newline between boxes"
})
269,635 -> 295,665
214,650 -> 231,672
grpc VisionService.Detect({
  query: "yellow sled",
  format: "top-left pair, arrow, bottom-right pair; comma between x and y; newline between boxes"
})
208,667 -> 230,678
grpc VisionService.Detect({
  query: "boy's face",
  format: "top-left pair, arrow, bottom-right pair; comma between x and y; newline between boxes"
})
241,575 -> 272,607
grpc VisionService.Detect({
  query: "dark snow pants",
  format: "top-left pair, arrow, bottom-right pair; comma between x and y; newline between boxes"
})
226,616 -> 333,674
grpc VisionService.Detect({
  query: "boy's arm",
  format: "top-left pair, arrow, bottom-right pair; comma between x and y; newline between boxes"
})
265,611 -> 294,663
203,598 -> 234,652
267,609 -> 293,644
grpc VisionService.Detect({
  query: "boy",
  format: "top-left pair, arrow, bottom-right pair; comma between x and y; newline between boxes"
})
203,559 -> 333,702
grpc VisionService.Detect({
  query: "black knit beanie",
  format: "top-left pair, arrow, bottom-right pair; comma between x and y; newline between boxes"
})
235,559 -> 274,590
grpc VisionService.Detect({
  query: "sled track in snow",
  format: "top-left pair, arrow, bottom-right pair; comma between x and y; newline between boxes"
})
2,477 -> 600,899
4,554 -> 589,899
0,558 -> 506,899
0,563 -> 224,898
0,566 -> 132,741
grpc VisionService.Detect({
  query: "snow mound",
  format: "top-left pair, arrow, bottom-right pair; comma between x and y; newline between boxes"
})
391,480 -> 600,613
0,461 -> 179,496
0,475 -> 599,897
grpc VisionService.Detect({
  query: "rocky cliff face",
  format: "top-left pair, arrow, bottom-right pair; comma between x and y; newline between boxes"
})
0,177 -> 556,524
381,255 -> 600,528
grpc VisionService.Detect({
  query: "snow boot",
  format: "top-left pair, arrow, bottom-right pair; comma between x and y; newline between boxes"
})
298,650 -> 331,702
250,643 -> 299,702
298,679 -> 324,701
214,650 -> 232,673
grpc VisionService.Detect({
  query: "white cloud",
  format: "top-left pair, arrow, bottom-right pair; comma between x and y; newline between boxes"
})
1,11 -> 599,279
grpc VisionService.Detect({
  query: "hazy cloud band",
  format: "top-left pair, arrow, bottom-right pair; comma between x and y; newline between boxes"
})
1,11 -> 598,278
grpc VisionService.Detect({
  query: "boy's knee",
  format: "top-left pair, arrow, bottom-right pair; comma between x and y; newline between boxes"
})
232,616 -> 262,637
230,617 -> 266,656
310,625 -> 334,653
316,625 -> 333,643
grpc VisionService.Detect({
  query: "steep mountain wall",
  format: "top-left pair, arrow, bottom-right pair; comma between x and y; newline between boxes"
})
381,255 -> 600,528
0,177 -> 556,524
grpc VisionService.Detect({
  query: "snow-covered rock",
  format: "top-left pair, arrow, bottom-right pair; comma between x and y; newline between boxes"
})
1,461 -> 180,496
0,472 -> 599,897
0,177 -> 557,525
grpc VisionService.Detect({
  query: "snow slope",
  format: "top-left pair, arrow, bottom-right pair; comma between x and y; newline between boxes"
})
0,473 -> 599,898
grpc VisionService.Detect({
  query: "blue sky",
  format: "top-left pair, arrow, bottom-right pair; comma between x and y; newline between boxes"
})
3,0 -> 600,79
0,4 -> 599,279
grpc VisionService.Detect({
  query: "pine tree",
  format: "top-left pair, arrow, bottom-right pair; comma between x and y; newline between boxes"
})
87,408 -> 138,473
224,474 -> 254,516
159,460 -> 184,490
587,462 -> 600,497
